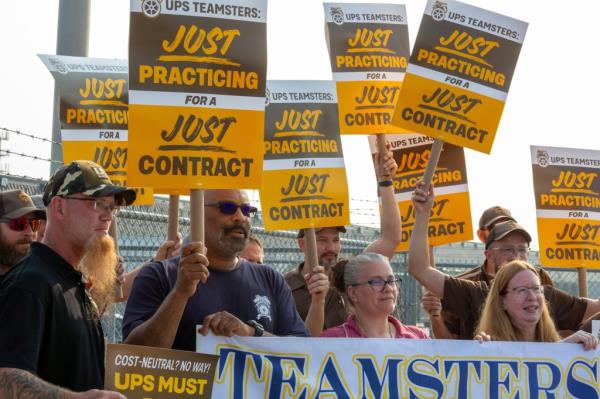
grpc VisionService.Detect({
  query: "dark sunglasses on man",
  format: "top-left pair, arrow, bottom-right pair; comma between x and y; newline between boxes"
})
0,216 -> 42,232
204,201 -> 258,217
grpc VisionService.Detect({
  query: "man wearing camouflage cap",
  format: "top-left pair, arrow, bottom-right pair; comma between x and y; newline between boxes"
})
0,160 -> 134,398
0,190 -> 45,278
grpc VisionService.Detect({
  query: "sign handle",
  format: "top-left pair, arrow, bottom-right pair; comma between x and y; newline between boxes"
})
376,134 -> 388,178
578,268 -> 588,297
109,217 -> 124,300
168,195 -> 180,242
304,228 -> 319,273
190,189 -> 204,242
422,139 -> 444,188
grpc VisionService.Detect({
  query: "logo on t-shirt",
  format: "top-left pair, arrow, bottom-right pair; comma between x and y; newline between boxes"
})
253,295 -> 272,322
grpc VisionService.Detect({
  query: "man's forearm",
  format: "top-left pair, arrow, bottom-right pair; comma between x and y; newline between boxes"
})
429,316 -> 458,339
0,368 -> 72,399
124,289 -> 189,348
304,298 -> 326,337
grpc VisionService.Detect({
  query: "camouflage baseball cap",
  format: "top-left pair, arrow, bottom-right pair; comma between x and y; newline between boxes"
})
485,220 -> 532,249
478,206 -> 515,229
0,190 -> 45,220
42,160 -> 136,206
297,226 -> 346,238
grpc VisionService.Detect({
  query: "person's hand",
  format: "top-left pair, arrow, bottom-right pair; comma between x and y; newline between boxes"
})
305,265 -> 330,303
76,389 -> 127,399
561,330 -> 599,351
200,311 -> 253,337
412,180 -> 434,215
374,139 -> 397,180
474,331 -> 491,344
174,241 -> 209,298
154,233 -> 183,261
421,291 -> 442,318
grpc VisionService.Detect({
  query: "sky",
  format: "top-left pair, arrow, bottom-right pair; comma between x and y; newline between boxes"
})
1,0 -> 599,249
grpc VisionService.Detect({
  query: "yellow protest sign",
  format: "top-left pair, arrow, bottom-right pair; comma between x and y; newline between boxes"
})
38,54 -> 154,205
391,0 -> 527,153
324,3 -> 410,135
104,343 -> 218,398
369,133 -> 472,251
260,81 -> 350,231
531,146 -> 600,268
127,0 -> 267,189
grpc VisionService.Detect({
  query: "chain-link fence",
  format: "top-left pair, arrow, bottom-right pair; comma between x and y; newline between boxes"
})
3,173 -> 599,343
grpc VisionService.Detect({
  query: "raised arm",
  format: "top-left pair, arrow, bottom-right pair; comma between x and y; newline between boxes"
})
124,242 -> 208,348
365,140 -> 402,259
407,181 -> 447,298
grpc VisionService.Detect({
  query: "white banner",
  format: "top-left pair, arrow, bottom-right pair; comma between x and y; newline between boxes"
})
197,333 -> 600,398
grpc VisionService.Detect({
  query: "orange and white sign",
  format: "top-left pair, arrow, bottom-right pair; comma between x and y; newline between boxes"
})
531,145 -> 600,269
369,133 -> 472,251
324,3 -> 410,135
391,0 -> 527,153
127,0 -> 267,189
260,81 -> 350,231
38,54 -> 153,205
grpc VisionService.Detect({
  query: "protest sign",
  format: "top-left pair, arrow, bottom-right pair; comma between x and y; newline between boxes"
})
391,0 -> 527,153
531,145 -> 600,268
324,3 -> 410,135
370,134 -> 472,251
197,333 -> 600,398
38,54 -> 153,205
128,0 -> 267,189
260,80 -> 350,231
105,343 -> 218,398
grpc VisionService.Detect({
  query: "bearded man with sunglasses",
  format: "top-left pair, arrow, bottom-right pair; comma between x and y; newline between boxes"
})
0,160 -> 135,398
123,189 -> 308,351
0,190 -> 45,279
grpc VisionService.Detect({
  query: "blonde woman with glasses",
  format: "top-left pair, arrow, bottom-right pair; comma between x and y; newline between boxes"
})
475,260 -> 597,350
321,253 -> 428,339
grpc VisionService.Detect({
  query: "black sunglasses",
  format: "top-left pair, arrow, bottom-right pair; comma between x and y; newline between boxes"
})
0,216 -> 42,232
204,201 -> 257,217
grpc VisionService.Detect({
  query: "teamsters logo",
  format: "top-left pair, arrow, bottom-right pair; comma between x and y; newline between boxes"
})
48,57 -> 68,75
431,1 -> 448,21
141,0 -> 162,18
330,7 -> 344,25
253,295 -> 272,322
265,88 -> 271,107
537,150 -> 549,168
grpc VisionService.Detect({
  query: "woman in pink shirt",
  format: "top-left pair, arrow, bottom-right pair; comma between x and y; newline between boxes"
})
321,253 -> 428,339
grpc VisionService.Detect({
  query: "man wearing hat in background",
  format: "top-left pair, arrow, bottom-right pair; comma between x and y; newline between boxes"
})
0,160 -> 134,398
423,205 -> 556,338
286,144 -> 402,336
0,190 -> 45,279
409,181 -> 600,340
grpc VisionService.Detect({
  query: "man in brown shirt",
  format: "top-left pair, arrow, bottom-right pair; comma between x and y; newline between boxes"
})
410,182 -> 600,339
285,143 -> 402,336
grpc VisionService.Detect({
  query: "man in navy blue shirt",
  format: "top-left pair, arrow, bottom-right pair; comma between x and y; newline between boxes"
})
123,189 -> 308,350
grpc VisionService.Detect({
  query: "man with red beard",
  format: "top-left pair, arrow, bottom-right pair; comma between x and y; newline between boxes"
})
0,160 -> 134,398
0,190 -> 45,279
123,189 -> 308,351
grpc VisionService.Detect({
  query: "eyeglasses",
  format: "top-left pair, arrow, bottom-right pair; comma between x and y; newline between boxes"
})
351,277 -> 401,292
0,216 -> 41,232
62,196 -> 119,215
506,285 -> 544,297
490,245 -> 529,257
204,201 -> 257,217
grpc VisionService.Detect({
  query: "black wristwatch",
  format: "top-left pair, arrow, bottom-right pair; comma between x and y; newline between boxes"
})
247,320 -> 264,337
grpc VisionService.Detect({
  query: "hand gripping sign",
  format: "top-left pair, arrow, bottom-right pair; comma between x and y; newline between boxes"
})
531,145 -> 600,269
324,3 -> 410,135
391,0 -> 528,154
369,134 -> 472,251
127,0 -> 267,189
38,54 -> 153,205
260,80 -> 350,231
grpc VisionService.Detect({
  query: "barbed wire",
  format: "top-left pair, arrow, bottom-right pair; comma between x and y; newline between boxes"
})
0,149 -> 62,164
0,127 -> 61,146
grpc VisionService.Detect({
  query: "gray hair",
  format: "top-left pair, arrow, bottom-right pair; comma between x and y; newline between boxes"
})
344,252 -> 390,290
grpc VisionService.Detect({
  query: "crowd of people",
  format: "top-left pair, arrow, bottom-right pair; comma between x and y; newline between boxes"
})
0,154 -> 599,397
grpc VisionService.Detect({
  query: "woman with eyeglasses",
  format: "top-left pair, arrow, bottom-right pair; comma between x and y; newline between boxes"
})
321,253 -> 428,339
475,260 -> 597,350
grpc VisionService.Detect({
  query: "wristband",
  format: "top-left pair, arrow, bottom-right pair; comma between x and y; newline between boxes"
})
430,313 -> 441,318
378,180 -> 393,187
247,320 -> 264,337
